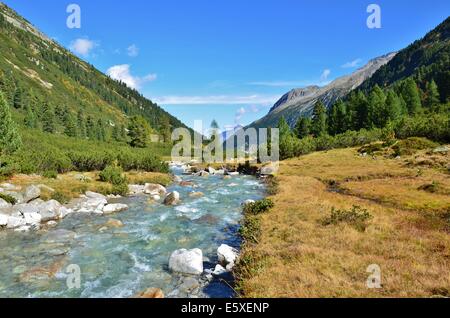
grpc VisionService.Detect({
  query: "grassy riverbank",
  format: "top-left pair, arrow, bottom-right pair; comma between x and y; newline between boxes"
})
236,141 -> 450,297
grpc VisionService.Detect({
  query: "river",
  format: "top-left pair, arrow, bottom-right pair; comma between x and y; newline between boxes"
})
0,167 -> 265,298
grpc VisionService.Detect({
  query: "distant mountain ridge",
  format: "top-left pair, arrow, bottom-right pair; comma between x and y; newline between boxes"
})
248,52 -> 397,129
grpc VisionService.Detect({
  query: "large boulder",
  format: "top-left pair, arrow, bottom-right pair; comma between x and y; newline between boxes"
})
128,184 -> 145,195
7,216 -> 27,229
0,198 -> 12,209
169,248 -> 203,275
85,191 -> 107,200
39,200 -> 64,222
217,244 -> 239,270
102,204 -> 129,215
0,214 -> 8,226
144,184 -> 167,196
78,197 -> 108,214
4,191 -> 24,204
23,185 -> 41,203
164,191 -> 180,206
23,212 -> 42,226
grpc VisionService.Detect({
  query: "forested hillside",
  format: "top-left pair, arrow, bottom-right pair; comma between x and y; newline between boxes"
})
0,3 -> 187,143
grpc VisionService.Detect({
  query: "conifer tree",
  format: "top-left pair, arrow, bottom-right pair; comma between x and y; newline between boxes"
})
401,78 -> 422,115
384,90 -> 403,124
367,85 -> 386,128
328,100 -> 348,135
64,113 -> 77,137
86,116 -> 96,140
0,91 -> 22,155
96,119 -> 106,141
128,116 -> 151,148
294,116 -> 311,139
41,102 -> 56,133
77,111 -> 87,139
424,80 -> 440,111
277,117 -> 294,160
24,104 -> 37,129
311,101 -> 328,137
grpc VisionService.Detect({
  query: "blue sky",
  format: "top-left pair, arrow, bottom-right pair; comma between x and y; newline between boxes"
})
3,0 -> 450,132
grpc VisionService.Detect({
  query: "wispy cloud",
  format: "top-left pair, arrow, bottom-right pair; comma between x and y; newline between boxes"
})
69,38 -> 97,57
247,80 -> 313,87
153,94 -> 279,105
234,104 -> 263,123
320,69 -> 331,81
342,58 -> 362,68
127,44 -> 139,57
106,64 -> 157,89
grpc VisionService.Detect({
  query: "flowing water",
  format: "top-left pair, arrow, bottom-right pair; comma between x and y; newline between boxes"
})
0,168 -> 265,298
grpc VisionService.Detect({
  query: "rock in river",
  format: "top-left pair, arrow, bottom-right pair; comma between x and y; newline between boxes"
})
144,183 -> 167,196
169,248 -> 203,275
217,244 -> 238,269
102,204 -> 129,215
164,191 -> 180,206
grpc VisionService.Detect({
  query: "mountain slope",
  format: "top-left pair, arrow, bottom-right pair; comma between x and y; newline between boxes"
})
0,2 -> 188,139
360,16 -> 450,100
248,53 -> 396,129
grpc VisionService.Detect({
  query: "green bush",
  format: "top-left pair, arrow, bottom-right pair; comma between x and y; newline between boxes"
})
51,191 -> 70,204
239,215 -> 261,243
0,193 -> 17,205
99,165 -> 127,185
43,170 -> 58,179
111,182 -> 129,196
320,205 -> 373,232
243,198 -> 275,215
392,137 -> 439,156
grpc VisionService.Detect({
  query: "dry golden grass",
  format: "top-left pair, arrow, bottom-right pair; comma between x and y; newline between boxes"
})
8,171 -> 171,202
237,147 -> 450,298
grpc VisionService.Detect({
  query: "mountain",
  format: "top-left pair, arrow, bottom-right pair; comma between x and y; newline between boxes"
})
359,17 -> 450,99
0,2 -> 189,139
248,53 -> 397,129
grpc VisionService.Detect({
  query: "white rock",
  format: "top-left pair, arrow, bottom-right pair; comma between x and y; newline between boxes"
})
217,244 -> 238,267
242,199 -> 255,206
102,204 -> 129,214
169,248 -> 203,275
23,212 -> 42,225
0,198 -> 12,209
208,167 -> 216,174
39,200 -> 63,222
85,191 -> 107,200
212,264 -> 227,275
228,172 -> 240,176
215,169 -> 225,175
7,216 -> 27,229
0,214 -> 8,226
144,183 -> 167,196
14,225 -> 31,232
128,184 -> 145,195
23,185 -> 41,203
152,195 -> 161,201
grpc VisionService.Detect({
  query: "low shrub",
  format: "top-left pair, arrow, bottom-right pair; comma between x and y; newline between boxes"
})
243,198 -> 275,215
239,216 -> 261,243
99,164 -> 127,185
0,193 -> 17,205
320,205 -> 373,232
43,170 -> 58,179
392,137 -> 439,157
51,191 -> 70,204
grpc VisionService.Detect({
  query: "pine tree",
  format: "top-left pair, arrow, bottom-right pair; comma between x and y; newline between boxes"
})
311,101 -> 328,137
277,117 -> 294,160
294,116 -> 311,139
24,104 -> 37,128
77,111 -> 87,139
64,113 -> 77,137
161,116 -> 172,143
13,86 -> 23,109
112,124 -> 120,142
367,85 -> 386,128
128,116 -> 151,148
424,80 -> 440,111
86,116 -> 96,140
347,91 -> 368,130
96,119 -> 106,141
0,91 -> 22,155
384,90 -> 403,123
328,100 -> 348,135
401,78 -> 422,115
41,102 -> 56,133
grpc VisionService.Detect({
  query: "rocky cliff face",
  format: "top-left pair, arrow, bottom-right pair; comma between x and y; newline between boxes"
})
249,52 -> 397,129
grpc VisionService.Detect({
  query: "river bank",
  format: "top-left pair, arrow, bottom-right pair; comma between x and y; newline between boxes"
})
0,163 -> 267,298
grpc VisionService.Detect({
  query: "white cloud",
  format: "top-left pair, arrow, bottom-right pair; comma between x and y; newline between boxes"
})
69,38 -> 96,57
320,69 -> 331,81
342,58 -> 363,68
106,64 -> 157,89
235,107 -> 247,122
153,94 -> 279,105
127,44 -> 139,57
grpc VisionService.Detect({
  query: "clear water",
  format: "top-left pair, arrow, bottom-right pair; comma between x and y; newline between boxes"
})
0,169 -> 265,298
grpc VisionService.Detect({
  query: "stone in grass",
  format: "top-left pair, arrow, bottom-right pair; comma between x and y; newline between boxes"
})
169,248 -> 203,275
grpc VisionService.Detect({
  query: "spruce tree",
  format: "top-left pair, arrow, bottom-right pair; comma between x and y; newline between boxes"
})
0,91 -> 22,155
64,113 -> 78,137
367,85 -> 386,128
311,101 -> 328,137
401,78 -> 422,115
128,116 -> 151,148
112,124 -> 120,142
41,102 -> 56,133
294,116 -> 311,139
86,116 -> 96,140
77,111 -> 87,138
24,104 -> 37,128
96,119 -> 106,141
424,80 -> 440,111
328,100 -> 348,135
13,86 -> 23,109
385,90 -> 403,123
277,117 -> 294,160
